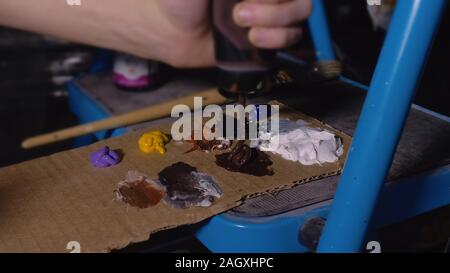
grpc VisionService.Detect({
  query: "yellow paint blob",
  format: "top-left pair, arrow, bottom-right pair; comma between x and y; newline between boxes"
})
138,131 -> 170,155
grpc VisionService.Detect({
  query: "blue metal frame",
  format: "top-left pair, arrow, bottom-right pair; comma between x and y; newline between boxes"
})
195,166 -> 450,253
318,0 -> 448,252
66,0 -> 449,253
309,0 -> 336,60
67,81 -> 125,147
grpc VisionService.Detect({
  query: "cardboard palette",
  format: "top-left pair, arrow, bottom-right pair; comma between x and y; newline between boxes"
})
0,103 -> 351,252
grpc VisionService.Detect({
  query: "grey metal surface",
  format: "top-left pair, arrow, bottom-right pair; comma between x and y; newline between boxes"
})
76,74 -> 450,217
76,72 -> 214,115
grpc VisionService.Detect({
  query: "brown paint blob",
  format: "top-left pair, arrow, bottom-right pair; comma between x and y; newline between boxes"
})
115,171 -> 164,209
215,141 -> 274,177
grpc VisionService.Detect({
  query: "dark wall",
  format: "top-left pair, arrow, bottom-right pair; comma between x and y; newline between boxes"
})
324,0 -> 450,116
0,28 -> 93,167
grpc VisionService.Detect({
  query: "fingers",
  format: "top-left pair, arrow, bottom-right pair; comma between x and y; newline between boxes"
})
233,0 -> 312,28
249,27 -> 302,48
232,0 -> 311,48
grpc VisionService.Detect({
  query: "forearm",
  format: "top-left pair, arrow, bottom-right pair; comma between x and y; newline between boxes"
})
0,0 -> 213,67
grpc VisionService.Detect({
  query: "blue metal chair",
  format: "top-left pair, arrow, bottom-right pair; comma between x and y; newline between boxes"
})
313,0 -> 448,252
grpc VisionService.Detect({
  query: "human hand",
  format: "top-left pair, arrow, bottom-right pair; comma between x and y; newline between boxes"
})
155,0 -> 312,67
233,0 -> 312,48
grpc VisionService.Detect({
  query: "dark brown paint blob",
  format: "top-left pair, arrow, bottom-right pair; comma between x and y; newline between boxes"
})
115,171 -> 164,209
158,162 -> 198,196
158,162 -> 223,209
215,141 -> 274,177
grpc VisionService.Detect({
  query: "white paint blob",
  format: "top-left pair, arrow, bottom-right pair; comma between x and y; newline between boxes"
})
252,120 -> 344,166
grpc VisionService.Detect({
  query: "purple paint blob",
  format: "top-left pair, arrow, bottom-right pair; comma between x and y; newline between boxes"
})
90,146 -> 121,168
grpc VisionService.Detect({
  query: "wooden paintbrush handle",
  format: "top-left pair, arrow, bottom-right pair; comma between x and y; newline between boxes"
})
22,89 -> 227,149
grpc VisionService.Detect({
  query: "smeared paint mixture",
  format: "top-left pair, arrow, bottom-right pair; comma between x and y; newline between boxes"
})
185,129 -> 231,153
158,162 -> 223,209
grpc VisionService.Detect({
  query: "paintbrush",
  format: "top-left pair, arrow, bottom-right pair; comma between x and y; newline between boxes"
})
22,88 -> 229,149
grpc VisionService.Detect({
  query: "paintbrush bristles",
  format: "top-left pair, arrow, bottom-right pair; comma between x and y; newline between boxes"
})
314,61 -> 343,79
